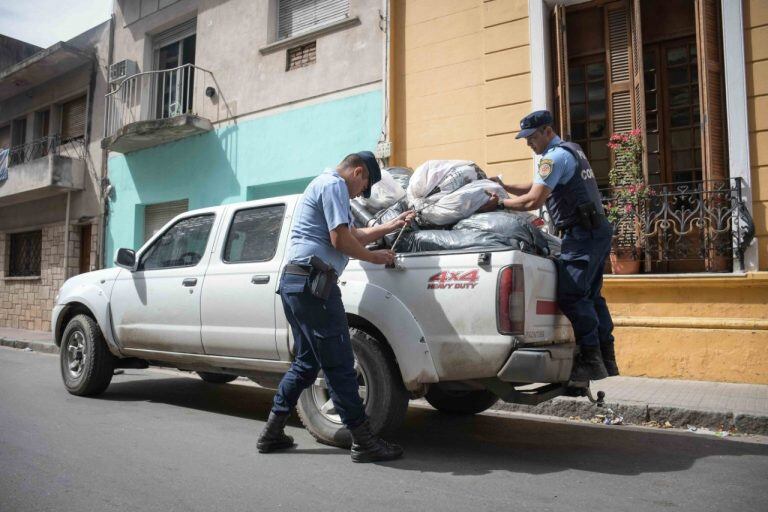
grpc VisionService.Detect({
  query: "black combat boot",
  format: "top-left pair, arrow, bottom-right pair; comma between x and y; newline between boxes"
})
600,342 -> 620,376
349,420 -> 404,463
257,412 -> 295,453
569,345 -> 609,383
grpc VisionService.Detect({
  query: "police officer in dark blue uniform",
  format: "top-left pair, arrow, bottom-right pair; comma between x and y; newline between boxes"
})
493,111 -> 619,382
257,151 -> 414,462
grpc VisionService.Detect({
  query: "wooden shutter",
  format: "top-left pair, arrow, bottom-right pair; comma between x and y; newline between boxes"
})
695,0 -> 726,181
630,0 -> 647,179
61,95 -> 87,140
605,1 -> 633,135
552,5 -> 570,140
278,0 -> 349,40
144,199 -> 189,242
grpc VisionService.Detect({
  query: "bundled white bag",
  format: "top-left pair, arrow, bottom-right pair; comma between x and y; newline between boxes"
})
415,179 -> 508,226
407,160 -> 484,203
354,169 -> 407,213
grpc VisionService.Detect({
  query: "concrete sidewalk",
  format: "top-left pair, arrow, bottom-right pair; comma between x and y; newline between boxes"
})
2,327 -> 767,435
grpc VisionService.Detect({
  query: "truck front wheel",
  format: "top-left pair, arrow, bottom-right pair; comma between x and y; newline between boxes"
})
425,384 -> 498,415
296,328 -> 409,448
60,314 -> 115,396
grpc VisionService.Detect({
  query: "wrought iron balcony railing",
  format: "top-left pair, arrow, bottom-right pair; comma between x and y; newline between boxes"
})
6,134 -> 86,167
104,63 -> 223,139
598,178 -> 754,273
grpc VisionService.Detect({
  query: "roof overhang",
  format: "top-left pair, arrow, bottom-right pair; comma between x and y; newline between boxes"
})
0,42 -> 93,101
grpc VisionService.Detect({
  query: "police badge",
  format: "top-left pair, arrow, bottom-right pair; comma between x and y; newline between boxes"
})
538,158 -> 553,179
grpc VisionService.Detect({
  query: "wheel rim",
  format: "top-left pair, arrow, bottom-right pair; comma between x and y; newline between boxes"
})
64,330 -> 87,379
311,359 -> 368,425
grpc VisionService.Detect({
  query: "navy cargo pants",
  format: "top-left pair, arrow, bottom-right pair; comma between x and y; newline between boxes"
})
271,272 -> 366,429
556,221 -> 615,349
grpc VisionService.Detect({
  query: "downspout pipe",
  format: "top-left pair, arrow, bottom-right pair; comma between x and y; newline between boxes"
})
64,191 -> 71,280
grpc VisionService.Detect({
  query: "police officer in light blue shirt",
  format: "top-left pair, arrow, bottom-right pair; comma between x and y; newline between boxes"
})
493,111 -> 618,384
257,151 -> 414,463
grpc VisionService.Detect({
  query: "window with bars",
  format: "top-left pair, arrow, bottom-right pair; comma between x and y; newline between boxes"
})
8,231 -> 42,277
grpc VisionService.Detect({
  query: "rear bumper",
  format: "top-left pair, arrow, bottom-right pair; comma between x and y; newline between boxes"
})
497,343 -> 575,383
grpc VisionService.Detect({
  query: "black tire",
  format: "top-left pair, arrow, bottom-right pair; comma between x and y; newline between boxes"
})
296,328 -> 410,448
60,314 -> 115,396
424,384 -> 498,415
197,372 -> 238,384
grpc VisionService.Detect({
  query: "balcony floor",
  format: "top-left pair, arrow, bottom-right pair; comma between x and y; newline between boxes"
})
0,155 -> 85,207
102,114 -> 213,154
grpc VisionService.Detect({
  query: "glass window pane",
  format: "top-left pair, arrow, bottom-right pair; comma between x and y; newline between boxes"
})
694,127 -> 701,142
669,87 -> 690,108
570,85 -> 585,103
589,121 -> 606,137
648,154 -> 661,174
667,47 -> 687,66
571,122 -> 586,140
670,130 -> 691,150
691,64 -> 698,84
223,205 -> 286,263
647,133 -> 660,153
690,45 -> 697,61
646,114 -> 658,131
668,66 -> 688,86
692,105 -> 700,123
141,215 -> 215,270
694,149 -> 702,168
592,160 -> 610,185
671,109 -> 690,127
588,83 -> 606,101
571,104 -> 586,122
672,150 -> 693,171
586,63 -> 605,80
569,67 -> 584,83
673,172 -> 693,183
588,102 -> 605,120
644,71 -> 655,88
590,139 -> 608,159
646,91 -> 657,110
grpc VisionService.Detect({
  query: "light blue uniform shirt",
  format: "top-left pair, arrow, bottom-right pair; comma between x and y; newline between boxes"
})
286,169 -> 355,276
533,136 -> 578,190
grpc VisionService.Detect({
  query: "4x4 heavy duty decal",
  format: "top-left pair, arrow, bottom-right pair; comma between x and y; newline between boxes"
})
427,270 -> 480,290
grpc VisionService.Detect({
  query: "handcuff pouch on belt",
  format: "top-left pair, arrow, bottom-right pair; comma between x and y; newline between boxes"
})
308,256 -> 338,300
575,202 -> 603,230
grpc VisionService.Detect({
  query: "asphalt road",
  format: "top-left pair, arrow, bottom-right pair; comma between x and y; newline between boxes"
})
2,346 -> 767,512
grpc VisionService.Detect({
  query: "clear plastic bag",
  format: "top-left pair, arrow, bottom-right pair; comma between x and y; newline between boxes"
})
407,160 -> 484,203
355,169 -> 407,213
414,180 -> 508,227
385,167 -> 412,191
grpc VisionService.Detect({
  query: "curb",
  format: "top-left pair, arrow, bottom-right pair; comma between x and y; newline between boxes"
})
490,397 -> 768,436
3,339 -> 766,435
0,338 -> 59,355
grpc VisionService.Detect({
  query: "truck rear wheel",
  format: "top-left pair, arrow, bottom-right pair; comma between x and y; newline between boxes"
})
425,384 -> 498,415
60,314 -> 115,396
296,328 -> 409,448
197,372 -> 238,384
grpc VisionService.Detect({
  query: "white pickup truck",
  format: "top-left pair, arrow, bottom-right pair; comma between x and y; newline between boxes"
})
53,194 -> 579,446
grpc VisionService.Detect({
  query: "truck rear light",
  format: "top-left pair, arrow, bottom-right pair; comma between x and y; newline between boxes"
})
497,264 -> 525,335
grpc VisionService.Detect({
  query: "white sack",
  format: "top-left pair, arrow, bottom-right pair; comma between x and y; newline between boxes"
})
415,179 -> 509,226
407,160 -> 483,203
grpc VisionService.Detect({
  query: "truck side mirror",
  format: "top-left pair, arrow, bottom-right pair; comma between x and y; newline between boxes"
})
115,248 -> 137,271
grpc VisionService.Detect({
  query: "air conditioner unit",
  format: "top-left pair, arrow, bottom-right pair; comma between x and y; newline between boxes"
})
109,60 -> 138,83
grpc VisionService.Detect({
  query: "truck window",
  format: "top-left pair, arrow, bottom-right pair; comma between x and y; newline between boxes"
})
140,214 -> 215,270
223,205 -> 285,263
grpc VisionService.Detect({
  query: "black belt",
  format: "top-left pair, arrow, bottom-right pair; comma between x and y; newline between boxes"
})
283,264 -> 311,276
558,214 -> 608,236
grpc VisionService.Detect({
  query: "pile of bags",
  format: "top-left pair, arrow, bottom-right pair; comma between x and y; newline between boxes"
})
350,160 -> 561,256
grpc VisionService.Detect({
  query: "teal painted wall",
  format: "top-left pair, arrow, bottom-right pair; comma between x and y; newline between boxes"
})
105,89 -> 382,265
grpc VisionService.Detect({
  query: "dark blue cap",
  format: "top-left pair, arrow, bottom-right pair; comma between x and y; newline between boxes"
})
356,150 -> 381,198
515,110 -> 554,139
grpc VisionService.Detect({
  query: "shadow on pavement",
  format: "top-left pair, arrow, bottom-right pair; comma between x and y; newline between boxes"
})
101,373 -> 768,477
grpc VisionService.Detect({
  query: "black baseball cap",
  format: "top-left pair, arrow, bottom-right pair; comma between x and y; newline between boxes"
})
356,150 -> 381,198
515,110 -> 554,139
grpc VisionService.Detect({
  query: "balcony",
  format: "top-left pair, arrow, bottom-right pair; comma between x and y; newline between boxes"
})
598,178 -> 754,273
102,64 -> 224,154
0,135 -> 86,207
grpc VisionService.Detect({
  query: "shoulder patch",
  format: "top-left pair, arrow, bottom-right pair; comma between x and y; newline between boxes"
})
538,158 -> 554,179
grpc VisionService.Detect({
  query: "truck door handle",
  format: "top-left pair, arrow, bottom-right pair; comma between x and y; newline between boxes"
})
182,278 -> 198,287
251,275 -> 270,284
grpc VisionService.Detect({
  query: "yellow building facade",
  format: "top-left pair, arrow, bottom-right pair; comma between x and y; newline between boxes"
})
389,0 -> 768,384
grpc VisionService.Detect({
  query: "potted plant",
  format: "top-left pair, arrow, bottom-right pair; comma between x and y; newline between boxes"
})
605,129 -> 650,274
